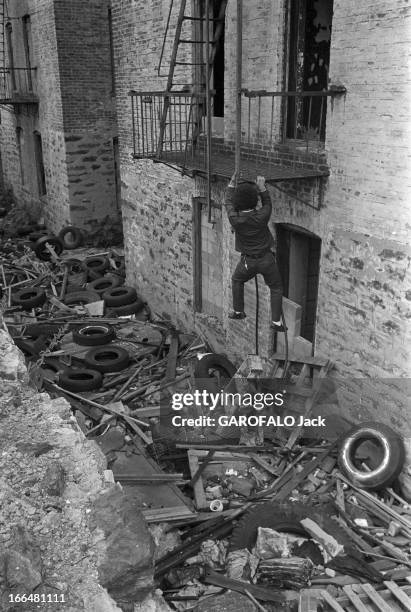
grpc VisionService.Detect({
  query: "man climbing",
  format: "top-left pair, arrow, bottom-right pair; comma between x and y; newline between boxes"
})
224,173 -> 285,332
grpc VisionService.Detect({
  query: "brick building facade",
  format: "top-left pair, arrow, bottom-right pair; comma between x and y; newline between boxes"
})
111,0 -> 411,429
0,0 -> 119,232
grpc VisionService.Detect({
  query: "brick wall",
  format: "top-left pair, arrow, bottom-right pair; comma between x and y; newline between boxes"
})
113,0 -> 411,429
0,0 -> 118,231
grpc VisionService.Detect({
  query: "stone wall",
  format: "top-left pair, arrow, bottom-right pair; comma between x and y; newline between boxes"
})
0,0 -> 119,232
113,0 -> 411,429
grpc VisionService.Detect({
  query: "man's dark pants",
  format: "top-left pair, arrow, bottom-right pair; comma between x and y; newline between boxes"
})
232,251 -> 283,321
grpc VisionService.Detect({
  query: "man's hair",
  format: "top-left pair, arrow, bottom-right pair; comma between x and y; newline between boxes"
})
232,183 -> 259,211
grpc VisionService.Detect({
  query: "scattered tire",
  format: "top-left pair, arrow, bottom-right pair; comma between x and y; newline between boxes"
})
59,226 -> 84,250
34,235 -> 64,261
59,368 -> 103,392
106,298 -> 145,316
63,258 -> 84,274
84,345 -> 130,373
73,324 -> 115,347
64,289 -> 101,306
11,287 -> 47,310
83,256 -> 109,276
338,422 -> 405,491
194,353 -> 236,380
103,286 -> 137,307
229,502 -> 352,553
87,275 -> 122,295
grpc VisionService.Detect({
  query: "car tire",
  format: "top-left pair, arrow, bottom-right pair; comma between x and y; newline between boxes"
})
338,422 -> 405,491
229,502 -> 352,553
73,324 -> 115,346
84,345 -> 130,373
83,256 -> 109,277
34,235 -> 64,261
106,298 -> 145,316
87,275 -> 122,295
103,286 -> 137,307
194,353 -> 236,380
12,287 -> 47,310
59,368 -> 102,392
64,289 -> 101,306
58,226 -> 84,250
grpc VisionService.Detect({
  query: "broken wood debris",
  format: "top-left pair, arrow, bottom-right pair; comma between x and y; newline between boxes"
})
2,236 -> 411,611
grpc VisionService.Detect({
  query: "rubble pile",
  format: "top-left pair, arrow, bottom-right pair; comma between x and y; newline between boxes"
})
1,229 -> 411,612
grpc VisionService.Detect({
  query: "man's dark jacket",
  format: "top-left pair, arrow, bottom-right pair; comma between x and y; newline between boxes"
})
224,186 -> 275,256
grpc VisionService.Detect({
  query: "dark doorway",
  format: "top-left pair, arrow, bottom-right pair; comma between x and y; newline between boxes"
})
286,0 -> 333,139
276,224 -> 321,342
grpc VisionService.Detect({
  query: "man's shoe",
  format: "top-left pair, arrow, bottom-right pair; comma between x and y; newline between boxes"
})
271,321 -> 287,332
229,311 -> 246,320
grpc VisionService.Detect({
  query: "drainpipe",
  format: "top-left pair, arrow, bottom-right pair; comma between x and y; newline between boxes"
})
235,0 -> 242,181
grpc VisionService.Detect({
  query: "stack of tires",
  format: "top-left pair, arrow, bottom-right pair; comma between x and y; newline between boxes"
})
58,323 -> 130,393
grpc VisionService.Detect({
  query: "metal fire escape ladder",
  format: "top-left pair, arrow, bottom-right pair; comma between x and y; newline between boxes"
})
155,0 -> 227,221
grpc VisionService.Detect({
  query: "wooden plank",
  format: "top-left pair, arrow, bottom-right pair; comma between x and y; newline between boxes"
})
275,446 -> 335,501
298,589 -> 321,612
270,352 -> 329,367
343,586 -> 372,612
320,590 -> 346,612
384,581 -> 411,609
296,363 -> 310,386
360,584 -> 392,612
250,453 -> 280,476
188,450 -> 208,510
165,331 -> 179,381
286,359 -> 333,449
189,450 -> 215,486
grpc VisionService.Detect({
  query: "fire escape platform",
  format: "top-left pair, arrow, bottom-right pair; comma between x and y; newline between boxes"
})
150,150 -> 329,182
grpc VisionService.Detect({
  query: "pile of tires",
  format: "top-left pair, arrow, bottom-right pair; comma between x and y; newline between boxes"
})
103,285 -> 145,316
58,322 -> 130,392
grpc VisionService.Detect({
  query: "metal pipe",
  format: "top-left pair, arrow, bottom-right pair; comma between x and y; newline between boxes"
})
235,0 -> 242,180
205,0 -> 212,222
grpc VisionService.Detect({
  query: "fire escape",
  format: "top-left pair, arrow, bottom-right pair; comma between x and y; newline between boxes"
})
129,0 -> 346,212
0,0 -> 38,105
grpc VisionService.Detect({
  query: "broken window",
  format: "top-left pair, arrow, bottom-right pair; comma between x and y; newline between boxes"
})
276,224 -> 321,343
286,0 -> 333,140
34,131 -> 47,196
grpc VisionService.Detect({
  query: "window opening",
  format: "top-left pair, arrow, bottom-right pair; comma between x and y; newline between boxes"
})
287,0 -> 333,140
276,224 -> 321,342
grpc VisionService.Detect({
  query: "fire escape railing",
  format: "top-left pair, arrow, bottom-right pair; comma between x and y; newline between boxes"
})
130,87 -> 347,176
0,67 -> 38,103
130,90 -> 210,172
243,87 -> 346,147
